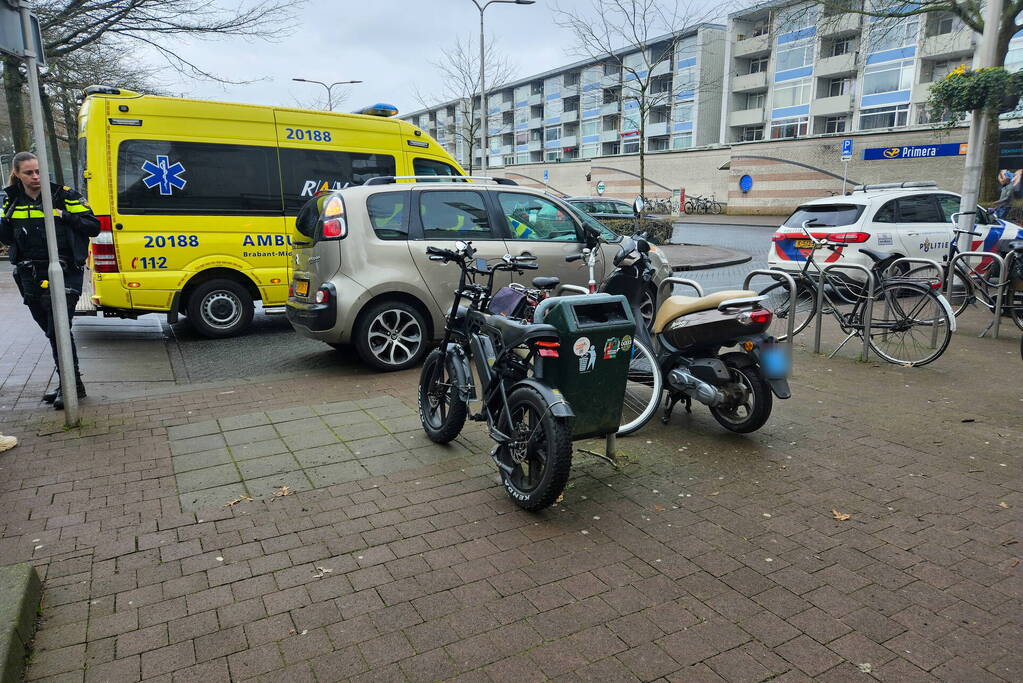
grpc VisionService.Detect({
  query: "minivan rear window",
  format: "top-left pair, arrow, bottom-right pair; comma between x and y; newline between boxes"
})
783,204 -> 865,228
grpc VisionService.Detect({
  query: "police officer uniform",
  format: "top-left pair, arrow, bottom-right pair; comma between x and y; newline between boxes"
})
0,182 -> 101,408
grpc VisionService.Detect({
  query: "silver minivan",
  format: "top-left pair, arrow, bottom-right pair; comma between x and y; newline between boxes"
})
286,180 -> 672,370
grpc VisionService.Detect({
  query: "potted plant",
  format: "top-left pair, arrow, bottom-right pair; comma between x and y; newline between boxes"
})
927,66 -> 1023,127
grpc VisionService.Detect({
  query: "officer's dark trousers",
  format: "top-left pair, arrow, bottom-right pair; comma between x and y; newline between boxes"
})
21,270 -> 83,379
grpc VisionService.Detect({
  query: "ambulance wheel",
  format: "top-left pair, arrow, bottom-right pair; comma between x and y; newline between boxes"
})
187,279 -> 254,338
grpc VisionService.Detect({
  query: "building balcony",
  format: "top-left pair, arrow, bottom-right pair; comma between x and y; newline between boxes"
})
561,109 -> 578,123
920,31 -> 974,59
645,121 -> 669,137
816,52 -> 857,77
601,73 -> 621,87
528,117 -> 543,129
912,81 -> 933,103
650,60 -> 671,78
601,101 -> 620,115
732,33 -> 770,58
730,107 -> 765,127
560,135 -> 577,147
818,13 -> 860,37
732,71 -> 768,92
600,129 -> 620,142
810,95 -> 852,117
528,92 -> 544,105
527,140 -> 542,151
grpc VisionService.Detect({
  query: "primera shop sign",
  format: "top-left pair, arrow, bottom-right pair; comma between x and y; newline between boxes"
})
863,143 -> 967,161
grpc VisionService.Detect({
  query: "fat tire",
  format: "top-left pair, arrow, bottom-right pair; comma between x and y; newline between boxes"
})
709,361 -> 773,434
617,339 -> 663,436
759,280 -> 817,340
354,300 -> 428,372
186,279 -> 254,338
418,349 -> 468,443
497,386 -> 573,512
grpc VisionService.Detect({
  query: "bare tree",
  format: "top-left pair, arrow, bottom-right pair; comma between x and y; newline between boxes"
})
414,36 -> 515,174
4,0 -> 302,170
785,0 -> 1023,200
553,0 -> 717,200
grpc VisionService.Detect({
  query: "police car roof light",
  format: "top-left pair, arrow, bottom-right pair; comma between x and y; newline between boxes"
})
852,181 -> 938,192
353,103 -> 399,117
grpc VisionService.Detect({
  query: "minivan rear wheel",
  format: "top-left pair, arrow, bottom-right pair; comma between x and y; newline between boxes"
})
354,300 -> 428,371
187,279 -> 254,338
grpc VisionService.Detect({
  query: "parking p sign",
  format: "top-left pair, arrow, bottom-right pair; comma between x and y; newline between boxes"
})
841,138 -> 853,161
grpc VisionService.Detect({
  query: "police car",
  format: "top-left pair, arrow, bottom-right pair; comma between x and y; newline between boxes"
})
767,182 -> 1023,275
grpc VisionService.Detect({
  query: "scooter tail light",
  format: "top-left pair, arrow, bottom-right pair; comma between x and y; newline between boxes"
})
750,308 -> 773,325
536,339 -> 559,358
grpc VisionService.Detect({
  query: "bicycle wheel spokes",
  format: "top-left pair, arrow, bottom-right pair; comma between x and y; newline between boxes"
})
869,283 -> 952,366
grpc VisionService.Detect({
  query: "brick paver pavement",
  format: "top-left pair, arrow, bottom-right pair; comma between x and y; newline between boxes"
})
1,296 -> 1020,681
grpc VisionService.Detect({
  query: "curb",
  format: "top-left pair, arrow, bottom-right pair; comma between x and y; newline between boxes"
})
0,563 -> 41,683
671,253 -> 754,272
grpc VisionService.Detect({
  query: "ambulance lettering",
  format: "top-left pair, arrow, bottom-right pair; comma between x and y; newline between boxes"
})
300,180 -> 347,197
243,234 -> 293,247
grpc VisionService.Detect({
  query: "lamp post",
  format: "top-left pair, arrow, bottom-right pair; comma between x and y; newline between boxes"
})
292,78 -> 363,111
471,0 -> 534,176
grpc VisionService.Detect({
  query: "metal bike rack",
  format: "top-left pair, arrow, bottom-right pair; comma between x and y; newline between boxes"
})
742,270 -> 797,346
885,257 -> 945,349
816,263 -> 875,361
553,284 -> 589,297
946,250 -> 1007,339
656,276 -> 704,310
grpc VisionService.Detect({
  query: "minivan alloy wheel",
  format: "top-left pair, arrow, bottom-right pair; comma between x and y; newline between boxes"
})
367,309 -> 423,366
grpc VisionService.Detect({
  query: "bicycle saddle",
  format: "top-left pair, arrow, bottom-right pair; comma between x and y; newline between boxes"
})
858,248 -> 895,263
531,276 -> 560,290
483,314 -> 559,348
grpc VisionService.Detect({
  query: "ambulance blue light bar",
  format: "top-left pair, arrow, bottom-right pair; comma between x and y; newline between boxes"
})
354,103 -> 399,117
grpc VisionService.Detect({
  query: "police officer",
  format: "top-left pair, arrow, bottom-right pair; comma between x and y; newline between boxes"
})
0,152 -> 100,410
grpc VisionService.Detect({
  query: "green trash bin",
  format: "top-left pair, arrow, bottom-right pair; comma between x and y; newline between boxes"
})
534,294 -> 637,439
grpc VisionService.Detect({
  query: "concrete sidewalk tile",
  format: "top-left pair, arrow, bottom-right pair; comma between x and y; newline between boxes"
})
176,464 -> 242,493
283,430 -> 339,451
236,454 -> 302,480
244,471 -> 312,498
312,400 -> 361,416
267,406 -> 317,423
333,421 -> 388,441
224,425 -> 279,446
292,443 -> 354,469
167,421 -> 220,441
169,433 -> 227,456
230,438 -> 289,461
274,416 -> 328,436
345,435 -> 404,459
305,462 -> 371,488
179,483 -> 249,513
322,410 -> 375,428
172,448 -> 233,474
218,412 -> 270,431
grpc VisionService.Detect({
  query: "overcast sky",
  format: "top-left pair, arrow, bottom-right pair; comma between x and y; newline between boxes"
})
146,0 -> 729,116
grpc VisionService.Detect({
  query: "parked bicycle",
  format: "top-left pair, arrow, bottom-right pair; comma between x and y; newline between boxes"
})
760,220 -> 955,366
417,241 -> 576,511
900,217 -> 1023,331
683,194 -> 723,215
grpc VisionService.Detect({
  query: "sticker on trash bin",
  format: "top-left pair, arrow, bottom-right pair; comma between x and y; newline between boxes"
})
620,335 -> 633,351
579,346 -> 597,373
603,337 -> 620,359
573,337 -> 592,357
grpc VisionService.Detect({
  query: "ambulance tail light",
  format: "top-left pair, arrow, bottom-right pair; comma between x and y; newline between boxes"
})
92,215 -> 118,273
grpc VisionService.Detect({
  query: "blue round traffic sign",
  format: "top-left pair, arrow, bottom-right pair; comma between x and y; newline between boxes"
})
739,175 -> 753,193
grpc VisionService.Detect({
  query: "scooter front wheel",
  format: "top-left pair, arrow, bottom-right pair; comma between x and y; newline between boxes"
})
709,360 -> 773,433
418,349 -> 468,444
617,339 -> 663,436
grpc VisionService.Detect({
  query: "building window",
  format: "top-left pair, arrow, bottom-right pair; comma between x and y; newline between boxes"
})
934,13 -> 956,35
739,126 -> 764,141
832,39 -> 853,56
930,58 -> 968,82
773,77 -> 812,108
776,39 -> 814,72
744,92 -> 766,110
770,116 -> 809,139
824,116 -> 847,133
581,143 -> 600,158
676,66 -> 697,90
674,102 -> 694,121
564,71 -> 580,86
623,139 -> 640,154
748,57 -> 769,74
828,77 -> 853,97
515,152 -> 530,164
545,126 -> 561,142
862,59 -> 914,96
750,24 -> 769,37
671,133 -> 693,149
867,17 -> 919,53
603,61 -> 620,77
648,137 -> 669,152
545,150 -> 561,161
859,104 -> 910,129
777,4 -> 819,32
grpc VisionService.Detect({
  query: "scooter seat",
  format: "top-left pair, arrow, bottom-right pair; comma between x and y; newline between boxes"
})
653,290 -> 758,333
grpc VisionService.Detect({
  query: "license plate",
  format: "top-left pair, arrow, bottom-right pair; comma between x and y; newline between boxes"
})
760,346 -> 790,379
794,239 -> 814,249
295,279 -> 309,297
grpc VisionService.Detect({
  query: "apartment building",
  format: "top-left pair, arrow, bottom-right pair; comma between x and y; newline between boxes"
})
402,24 -> 725,170
720,0 -> 980,143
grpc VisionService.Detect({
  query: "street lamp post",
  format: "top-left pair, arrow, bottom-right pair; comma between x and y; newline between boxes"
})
292,78 -> 363,111
471,0 -> 534,176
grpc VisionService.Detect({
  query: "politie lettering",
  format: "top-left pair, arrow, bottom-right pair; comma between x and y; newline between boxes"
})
242,234 -> 294,247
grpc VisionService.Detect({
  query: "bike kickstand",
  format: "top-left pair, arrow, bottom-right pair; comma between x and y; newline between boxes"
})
661,393 -> 681,424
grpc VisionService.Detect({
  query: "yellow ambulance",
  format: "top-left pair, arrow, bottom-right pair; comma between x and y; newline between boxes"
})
76,86 -> 465,337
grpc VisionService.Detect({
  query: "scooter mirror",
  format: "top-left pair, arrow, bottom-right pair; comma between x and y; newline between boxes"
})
633,196 -> 645,216
637,239 -> 650,254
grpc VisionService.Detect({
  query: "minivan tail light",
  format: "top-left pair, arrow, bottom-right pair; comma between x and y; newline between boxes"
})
322,218 -> 346,239
829,232 -> 870,243
92,215 -> 118,272
315,287 -> 330,304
